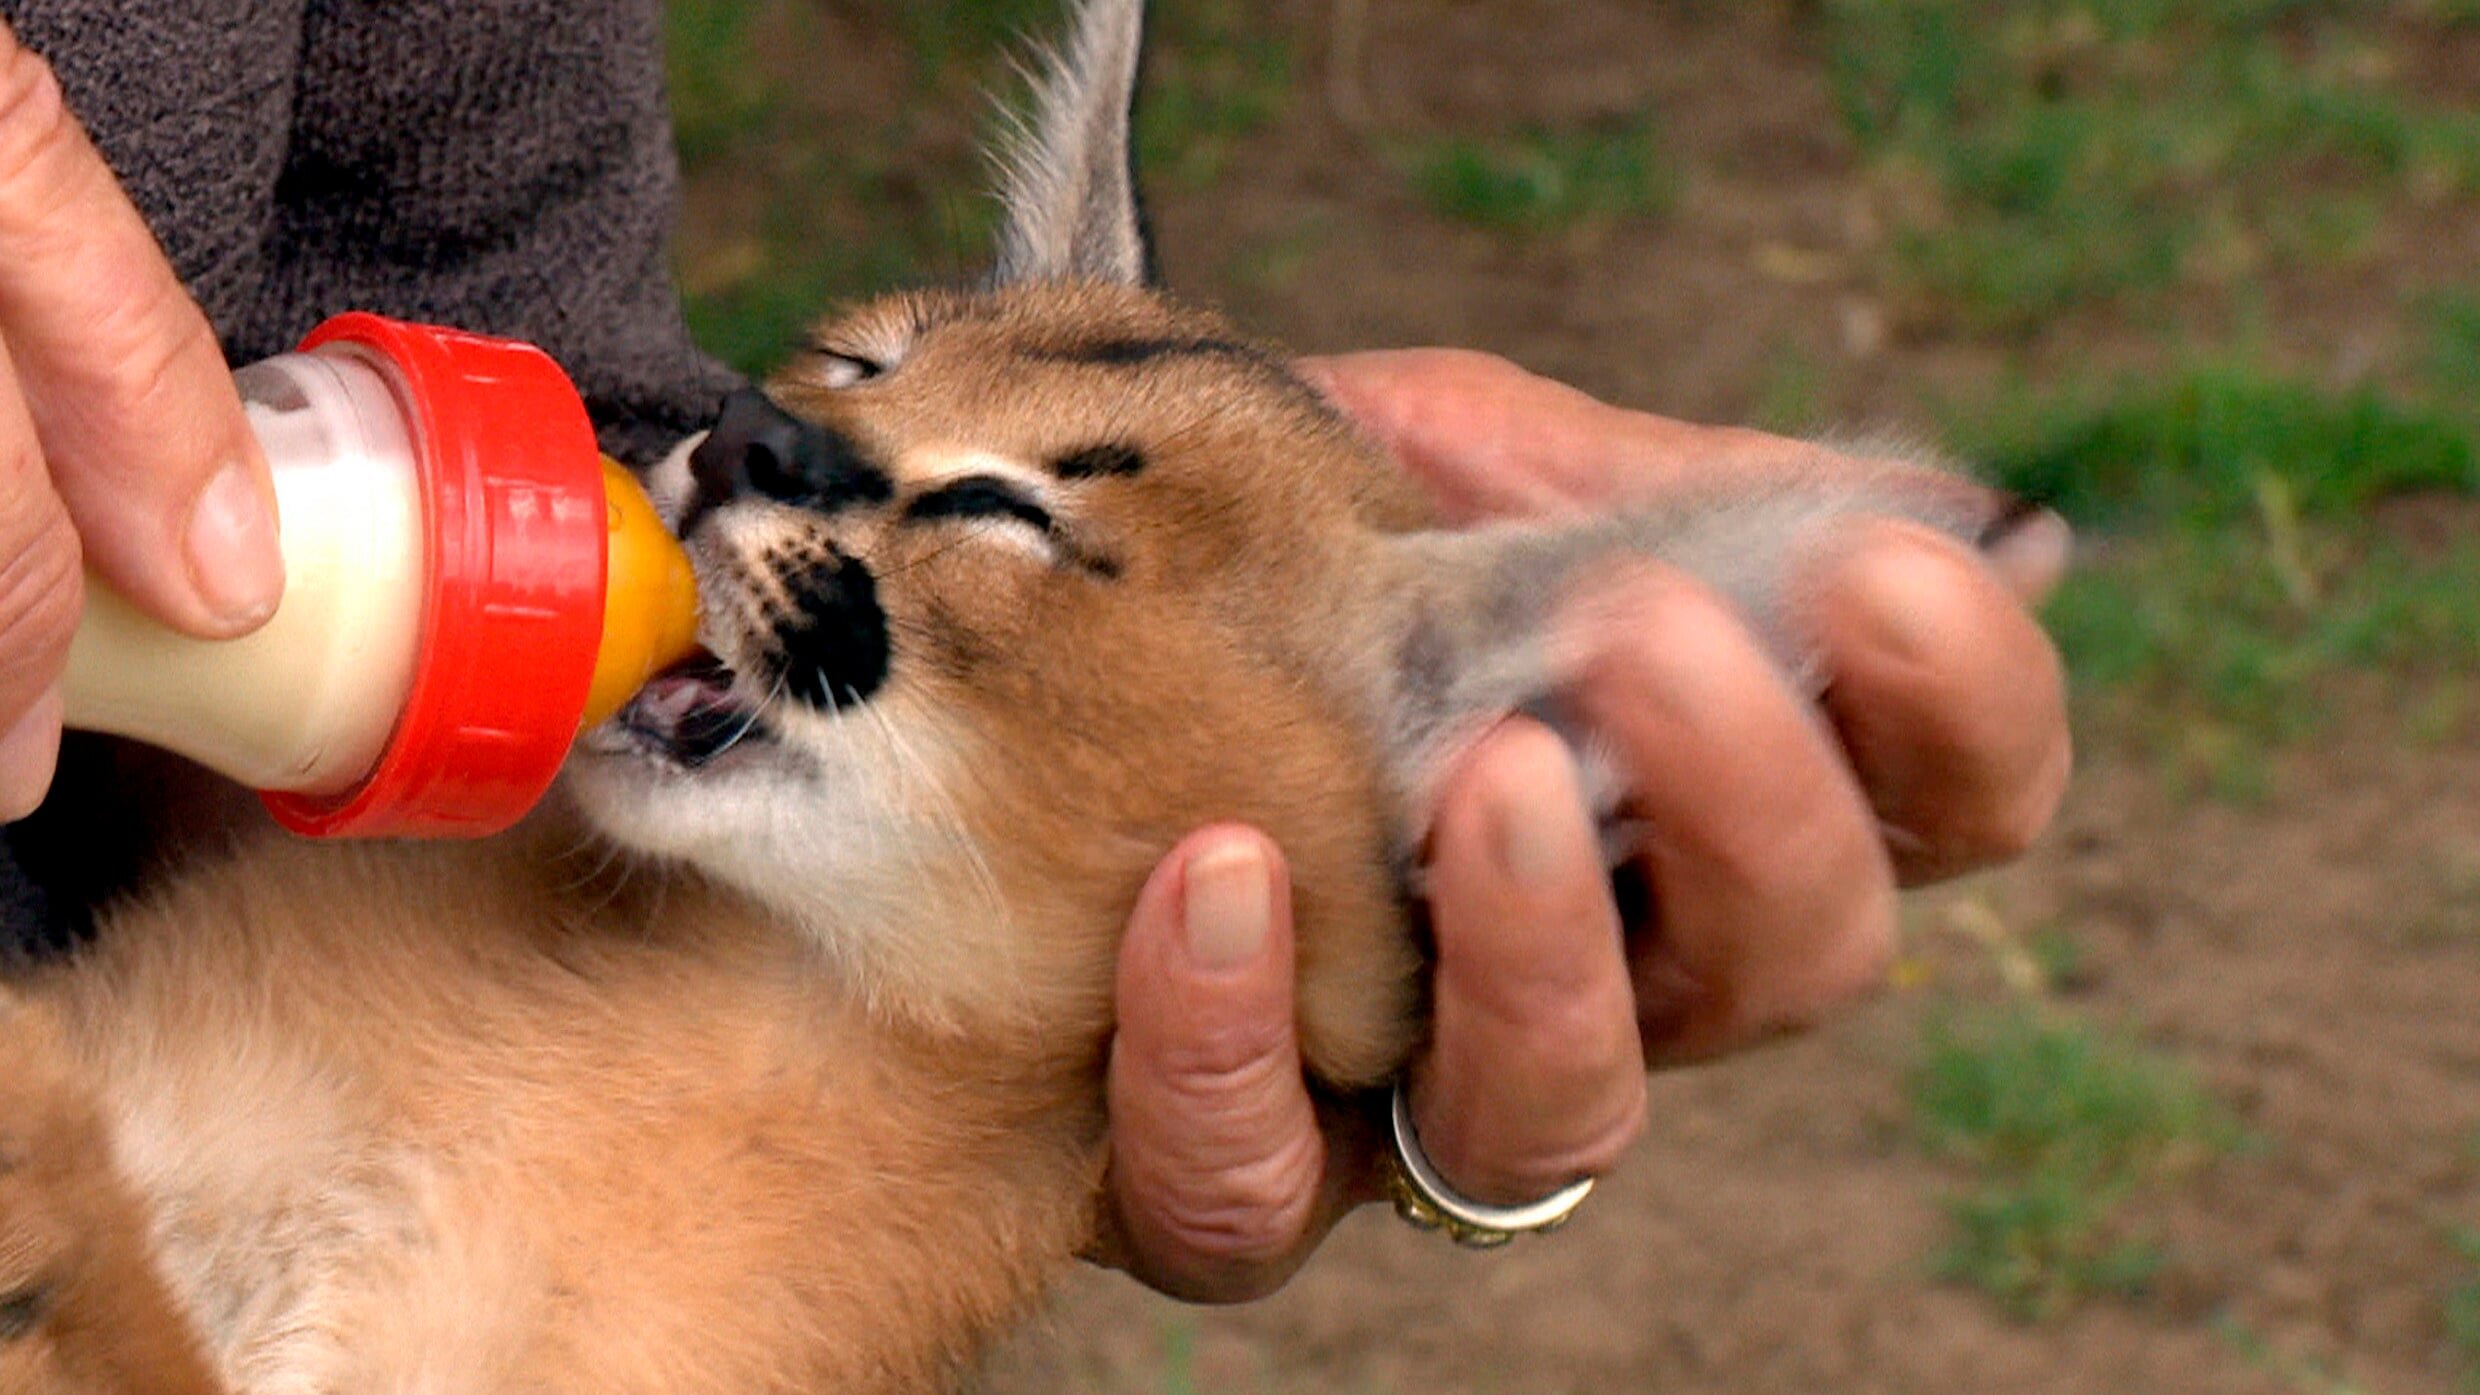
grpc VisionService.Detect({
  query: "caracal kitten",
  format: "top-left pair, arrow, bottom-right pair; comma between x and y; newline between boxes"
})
0,1 -> 2045,1390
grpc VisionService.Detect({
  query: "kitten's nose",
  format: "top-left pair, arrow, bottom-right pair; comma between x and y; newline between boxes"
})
687,388 -> 892,515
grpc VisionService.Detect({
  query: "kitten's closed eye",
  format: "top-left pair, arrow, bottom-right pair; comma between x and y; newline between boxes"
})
815,351 -> 882,390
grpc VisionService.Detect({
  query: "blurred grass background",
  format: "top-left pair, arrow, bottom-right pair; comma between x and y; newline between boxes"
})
662,0 -> 2480,789
661,1 -> 2480,1387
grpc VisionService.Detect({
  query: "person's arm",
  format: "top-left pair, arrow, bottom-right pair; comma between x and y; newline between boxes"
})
235,0 -> 739,468
1100,349 -> 2071,1298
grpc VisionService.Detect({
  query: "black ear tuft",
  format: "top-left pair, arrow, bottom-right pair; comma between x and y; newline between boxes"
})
989,0 -> 1156,288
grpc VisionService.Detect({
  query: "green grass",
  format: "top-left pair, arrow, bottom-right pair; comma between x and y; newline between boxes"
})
665,0 -> 1004,375
2450,1227 -> 2480,1390
1157,1318 -> 1198,1395
2042,524 -> 2480,700
883,0 -> 1064,82
2412,844 -> 2480,944
1967,365 -> 2480,527
2423,288 -> 2480,405
1945,362 -> 2480,783
1409,114 -> 1675,235
2213,1317 -> 2382,1395
665,0 -> 1307,373
1910,1001 -> 2247,1319
1824,1 -> 2480,331
1134,0 -> 1297,190
663,0 -> 789,165
1820,3 -> 2480,777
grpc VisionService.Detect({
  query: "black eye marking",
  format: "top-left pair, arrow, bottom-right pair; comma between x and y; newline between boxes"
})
1052,442 -> 1146,479
1030,336 -> 1266,368
899,476 -> 1126,580
903,477 -> 1055,533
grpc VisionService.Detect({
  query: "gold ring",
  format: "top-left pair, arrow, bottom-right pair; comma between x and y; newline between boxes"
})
1381,1084 -> 1594,1248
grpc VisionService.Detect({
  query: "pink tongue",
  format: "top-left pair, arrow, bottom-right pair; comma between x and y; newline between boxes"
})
639,673 -> 727,728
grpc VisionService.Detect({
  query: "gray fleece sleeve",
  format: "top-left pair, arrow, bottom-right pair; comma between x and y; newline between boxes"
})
244,0 -> 742,467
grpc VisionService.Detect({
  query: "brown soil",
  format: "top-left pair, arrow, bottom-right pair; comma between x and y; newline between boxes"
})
702,4 -> 2480,1391
977,732 -> 2480,1393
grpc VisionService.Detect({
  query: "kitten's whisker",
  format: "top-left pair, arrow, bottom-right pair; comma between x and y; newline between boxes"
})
858,693 -> 1008,937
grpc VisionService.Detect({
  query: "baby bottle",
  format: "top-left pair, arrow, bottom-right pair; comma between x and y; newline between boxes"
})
60,313 -> 701,838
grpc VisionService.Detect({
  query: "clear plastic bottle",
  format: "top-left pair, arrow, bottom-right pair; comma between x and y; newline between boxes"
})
61,314 -> 700,838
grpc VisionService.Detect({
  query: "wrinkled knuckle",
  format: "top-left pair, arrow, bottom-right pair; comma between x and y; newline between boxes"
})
0,31 -> 70,196
0,502 -> 81,683
1148,1018 -> 1293,1099
78,294 -> 216,430
1139,1129 -> 1322,1271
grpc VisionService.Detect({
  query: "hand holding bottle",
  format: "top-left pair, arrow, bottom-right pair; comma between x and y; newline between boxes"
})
0,21 -> 284,818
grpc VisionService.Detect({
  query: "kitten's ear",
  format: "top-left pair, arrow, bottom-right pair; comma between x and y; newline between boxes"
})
1362,469 -> 2041,835
990,0 -> 1155,288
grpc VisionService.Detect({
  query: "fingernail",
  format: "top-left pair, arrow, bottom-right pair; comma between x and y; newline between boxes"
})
0,687 -> 63,822
1977,502 -> 2073,600
1183,839 -> 1271,971
186,463 -> 284,630
1491,781 -> 1572,894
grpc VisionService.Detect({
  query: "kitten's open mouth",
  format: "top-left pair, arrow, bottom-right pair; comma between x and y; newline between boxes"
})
618,650 -> 768,767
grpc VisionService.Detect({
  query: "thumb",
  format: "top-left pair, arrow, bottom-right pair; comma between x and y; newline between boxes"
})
1102,826 -> 1333,1302
0,23 -> 280,639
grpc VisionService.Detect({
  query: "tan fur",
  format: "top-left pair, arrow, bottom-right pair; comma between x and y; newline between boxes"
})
0,3 -> 2023,1388
744,283 -> 1431,1078
0,284 -> 1452,1395
5,826 -> 1108,1394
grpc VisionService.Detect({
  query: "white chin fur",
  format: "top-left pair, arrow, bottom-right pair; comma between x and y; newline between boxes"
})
560,728 -> 1022,1032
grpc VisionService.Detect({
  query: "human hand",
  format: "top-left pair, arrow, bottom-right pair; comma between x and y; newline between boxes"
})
1096,348 -> 2071,1300
0,22 -> 283,819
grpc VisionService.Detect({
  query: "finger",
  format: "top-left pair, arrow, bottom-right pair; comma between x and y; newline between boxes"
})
1101,827 -> 1346,1303
0,336 -> 78,818
1411,718 -> 1646,1206
1300,349 -> 1657,521
1977,501 -> 2074,604
1298,349 -> 1879,523
0,23 -> 278,637
1563,565 -> 1898,1064
1813,519 -> 2073,885
0,685 -> 63,821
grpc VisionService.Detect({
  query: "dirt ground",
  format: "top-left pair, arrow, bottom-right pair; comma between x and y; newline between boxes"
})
978,728 -> 2480,1395
694,4 -> 2480,1391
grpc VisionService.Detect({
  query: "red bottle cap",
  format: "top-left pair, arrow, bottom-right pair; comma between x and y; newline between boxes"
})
261,313 -> 607,839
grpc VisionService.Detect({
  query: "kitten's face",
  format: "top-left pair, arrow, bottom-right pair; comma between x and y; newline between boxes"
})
565,281 -> 1426,1073
563,0 -> 2028,1078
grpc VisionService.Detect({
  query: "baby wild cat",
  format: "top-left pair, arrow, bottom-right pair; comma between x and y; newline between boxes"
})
0,0 -> 2047,1390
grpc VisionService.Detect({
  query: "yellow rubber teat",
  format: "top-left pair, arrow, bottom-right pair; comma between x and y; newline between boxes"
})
582,457 -> 702,729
